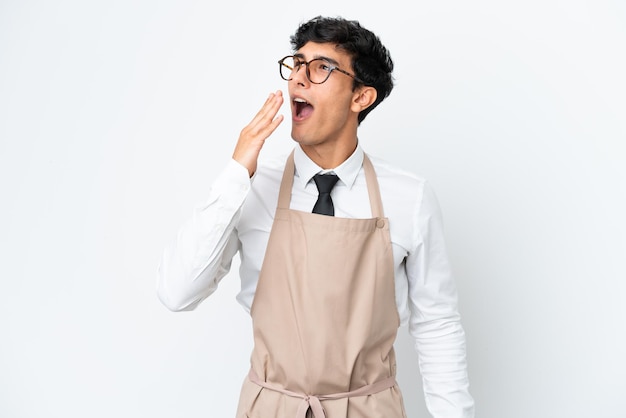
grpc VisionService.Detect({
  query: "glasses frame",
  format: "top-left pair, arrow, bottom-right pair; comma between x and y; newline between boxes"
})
278,55 -> 363,84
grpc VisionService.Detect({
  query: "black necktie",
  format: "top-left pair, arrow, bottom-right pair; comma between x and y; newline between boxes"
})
312,173 -> 339,216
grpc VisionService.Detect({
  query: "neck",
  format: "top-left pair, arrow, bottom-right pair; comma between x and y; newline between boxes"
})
300,138 -> 358,169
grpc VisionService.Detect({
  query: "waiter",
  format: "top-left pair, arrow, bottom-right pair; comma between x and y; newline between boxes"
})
158,16 -> 474,418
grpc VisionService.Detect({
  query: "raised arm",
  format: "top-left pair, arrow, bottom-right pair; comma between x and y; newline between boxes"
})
157,91 -> 284,311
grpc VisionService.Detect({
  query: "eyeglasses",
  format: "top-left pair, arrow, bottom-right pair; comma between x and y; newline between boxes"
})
278,55 -> 362,84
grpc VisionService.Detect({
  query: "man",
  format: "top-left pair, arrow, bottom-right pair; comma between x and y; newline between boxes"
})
158,16 -> 474,418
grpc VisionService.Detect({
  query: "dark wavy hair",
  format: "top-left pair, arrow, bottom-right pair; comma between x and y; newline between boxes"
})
290,16 -> 394,124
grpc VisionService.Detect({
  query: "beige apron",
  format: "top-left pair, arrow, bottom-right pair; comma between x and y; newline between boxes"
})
236,151 -> 407,418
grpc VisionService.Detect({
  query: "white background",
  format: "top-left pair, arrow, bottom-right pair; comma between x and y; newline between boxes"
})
1,1 -> 625,417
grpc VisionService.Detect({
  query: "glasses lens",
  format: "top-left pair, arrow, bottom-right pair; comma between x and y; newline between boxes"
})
307,59 -> 332,84
280,56 -> 295,81
279,57 -> 334,83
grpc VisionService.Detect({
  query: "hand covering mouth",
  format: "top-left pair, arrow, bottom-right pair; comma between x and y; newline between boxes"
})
294,97 -> 314,119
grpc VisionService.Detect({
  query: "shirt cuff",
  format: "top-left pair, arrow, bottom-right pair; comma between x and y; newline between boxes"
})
197,159 -> 251,211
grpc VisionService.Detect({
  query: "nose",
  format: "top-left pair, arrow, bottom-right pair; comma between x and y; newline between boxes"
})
290,64 -> 309,86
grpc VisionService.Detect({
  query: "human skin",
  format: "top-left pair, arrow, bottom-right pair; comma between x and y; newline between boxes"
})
231,41 -> 376,175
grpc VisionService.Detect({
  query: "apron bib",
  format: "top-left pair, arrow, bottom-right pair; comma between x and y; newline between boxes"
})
236,151 -> 407,418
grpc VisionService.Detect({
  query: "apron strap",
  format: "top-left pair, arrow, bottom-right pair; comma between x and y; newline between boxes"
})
277,151 -> 296,210
276,150 -> 385,219
362,154 -> 384,219
248,369 -> 397,418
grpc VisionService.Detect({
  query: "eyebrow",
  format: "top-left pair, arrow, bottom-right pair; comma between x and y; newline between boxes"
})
293,53 -> 340,66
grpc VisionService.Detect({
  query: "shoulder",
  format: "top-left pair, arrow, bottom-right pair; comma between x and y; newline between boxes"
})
366,152 -> 444,226
366,153 -> 429,200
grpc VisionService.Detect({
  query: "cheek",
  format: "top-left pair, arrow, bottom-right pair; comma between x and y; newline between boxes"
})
329,101 -> 353,126
320,94 -> 353,122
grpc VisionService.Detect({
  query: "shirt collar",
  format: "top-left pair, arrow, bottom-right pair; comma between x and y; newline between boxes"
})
293,144 -> 364,190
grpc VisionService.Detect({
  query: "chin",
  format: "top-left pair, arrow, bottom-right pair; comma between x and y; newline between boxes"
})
291,125 -> 323,147
290,134 -> 314,147
290,128 -> 306,144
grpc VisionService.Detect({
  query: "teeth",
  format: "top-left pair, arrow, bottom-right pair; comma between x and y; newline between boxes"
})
294,98 -> 308,103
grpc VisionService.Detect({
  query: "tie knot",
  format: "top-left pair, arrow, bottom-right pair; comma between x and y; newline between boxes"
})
313,173 -> 339,194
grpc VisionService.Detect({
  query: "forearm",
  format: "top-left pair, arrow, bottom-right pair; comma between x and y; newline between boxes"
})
157,159 -> 250,311
411,316 -> 474,418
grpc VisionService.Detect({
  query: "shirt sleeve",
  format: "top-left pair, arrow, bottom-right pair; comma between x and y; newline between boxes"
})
406,181 -> 475,418
157,159 -> 251,312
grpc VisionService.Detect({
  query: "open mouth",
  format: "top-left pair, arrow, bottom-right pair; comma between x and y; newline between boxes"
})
293,97 -> 314,120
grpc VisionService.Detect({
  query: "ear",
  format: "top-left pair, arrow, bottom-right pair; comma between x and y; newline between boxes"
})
350,86 -> 378,113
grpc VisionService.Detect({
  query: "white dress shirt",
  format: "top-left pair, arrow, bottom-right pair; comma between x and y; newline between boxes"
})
157,144 -> 474,418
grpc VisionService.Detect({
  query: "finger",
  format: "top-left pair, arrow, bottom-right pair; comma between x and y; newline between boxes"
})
259,93 -> 284,128
259,113 -> 284,138
249,91 -> 283,128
